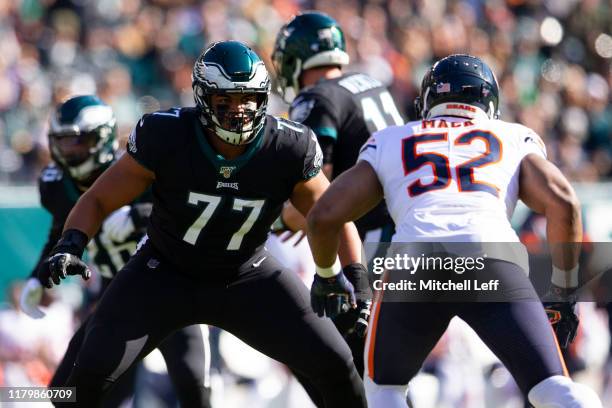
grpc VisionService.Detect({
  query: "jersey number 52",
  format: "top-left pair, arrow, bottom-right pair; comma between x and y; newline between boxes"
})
402,130 -> 502,197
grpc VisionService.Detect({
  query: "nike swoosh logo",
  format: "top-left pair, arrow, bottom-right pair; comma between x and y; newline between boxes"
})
252,256 -> 267,268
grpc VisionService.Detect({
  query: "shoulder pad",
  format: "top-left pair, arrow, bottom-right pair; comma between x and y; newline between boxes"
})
270,115 -> 310,135
40,164 -> 64,184
290,96 -> 317,123
136,107 -> 186,128
297,80 -> 353,112
522,129 -> 546,151
149,107 -> 183,120
336,73 -> 384,94
298,83 -> 339,102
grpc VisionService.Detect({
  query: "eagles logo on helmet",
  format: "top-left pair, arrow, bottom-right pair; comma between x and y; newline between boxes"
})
192,41 -> 271,146
271,11 -> 349,103
48,95 -> 118,183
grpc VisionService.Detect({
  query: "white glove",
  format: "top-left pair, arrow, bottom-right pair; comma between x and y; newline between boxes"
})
19,278 -> 45,319
102,205 -> 135,242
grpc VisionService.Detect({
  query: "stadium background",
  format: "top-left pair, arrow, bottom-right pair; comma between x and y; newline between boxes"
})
0,0 -> 611,407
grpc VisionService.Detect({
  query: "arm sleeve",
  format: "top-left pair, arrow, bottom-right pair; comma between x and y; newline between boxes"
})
126,114 -> 160,173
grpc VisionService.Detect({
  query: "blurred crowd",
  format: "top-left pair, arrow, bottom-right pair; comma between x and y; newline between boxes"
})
0,0 -> 610,183
1,1 -> 612,405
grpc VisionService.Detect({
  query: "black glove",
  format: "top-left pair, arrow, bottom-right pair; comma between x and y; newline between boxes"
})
343,263 -> 373,302
311,272 -> 356,319
333,299 -> 372,338
543,285 -> 579,348
342,263 -> 373,337
39,229 -> 91,289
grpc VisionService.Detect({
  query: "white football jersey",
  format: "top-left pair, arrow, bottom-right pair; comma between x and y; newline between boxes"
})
359,115 -> 547,243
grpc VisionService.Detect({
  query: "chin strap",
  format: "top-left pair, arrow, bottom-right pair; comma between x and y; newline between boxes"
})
68,156 -> 97,180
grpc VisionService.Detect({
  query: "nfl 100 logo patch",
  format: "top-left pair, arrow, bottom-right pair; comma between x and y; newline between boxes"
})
219,166 -> 235,179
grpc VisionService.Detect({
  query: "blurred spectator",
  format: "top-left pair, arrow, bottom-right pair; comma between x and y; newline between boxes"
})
0,281 -> 75,387
0,0 -> 609,183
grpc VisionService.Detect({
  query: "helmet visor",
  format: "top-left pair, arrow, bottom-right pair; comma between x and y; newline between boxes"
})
50,130 -> 99,166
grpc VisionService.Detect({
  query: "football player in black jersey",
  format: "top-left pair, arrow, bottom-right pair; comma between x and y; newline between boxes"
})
271,11 -> 403,387
41,42 -> 368,407
272,11 -> 403,240
20,95 -> 212,407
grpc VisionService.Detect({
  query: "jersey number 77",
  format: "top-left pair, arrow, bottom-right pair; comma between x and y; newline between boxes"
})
183,192 -> 265,250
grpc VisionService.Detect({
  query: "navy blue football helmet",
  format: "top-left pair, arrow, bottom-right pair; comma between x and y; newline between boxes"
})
415,54 -> 500,120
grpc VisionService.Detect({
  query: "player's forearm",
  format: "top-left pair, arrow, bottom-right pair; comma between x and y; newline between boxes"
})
63,155 -> 154,239
338,222 -> 362,266
519,155 -> 583,285
307,214 -> 341,270
307,209 -> 361,273
545,195 -> 582,271
63,191 -> 109,239
282,201 -> 307,231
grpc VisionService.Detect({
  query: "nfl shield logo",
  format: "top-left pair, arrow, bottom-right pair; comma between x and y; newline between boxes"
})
219,166 -> 235,179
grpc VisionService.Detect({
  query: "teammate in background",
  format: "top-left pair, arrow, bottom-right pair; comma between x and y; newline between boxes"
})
39,42 -> 367,407
306,54 -> 602,407
19,95 -> 212,407
271,11 -> 402,383
273,11 -> 402,246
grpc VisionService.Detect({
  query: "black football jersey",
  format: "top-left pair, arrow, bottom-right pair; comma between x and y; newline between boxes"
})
30,163 -> 151,280
289,72 -> 403,233
127,107 -> 321,272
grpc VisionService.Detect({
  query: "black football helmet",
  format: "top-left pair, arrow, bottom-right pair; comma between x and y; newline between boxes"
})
415,54 -> 500,120
48,95 -> 118,182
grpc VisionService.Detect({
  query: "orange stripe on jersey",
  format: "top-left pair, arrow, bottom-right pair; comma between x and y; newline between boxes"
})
367,298 -> 382,380
367,274 -> 387,380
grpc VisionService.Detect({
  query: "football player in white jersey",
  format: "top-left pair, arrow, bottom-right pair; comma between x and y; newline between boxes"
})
305,54 -> 602,407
